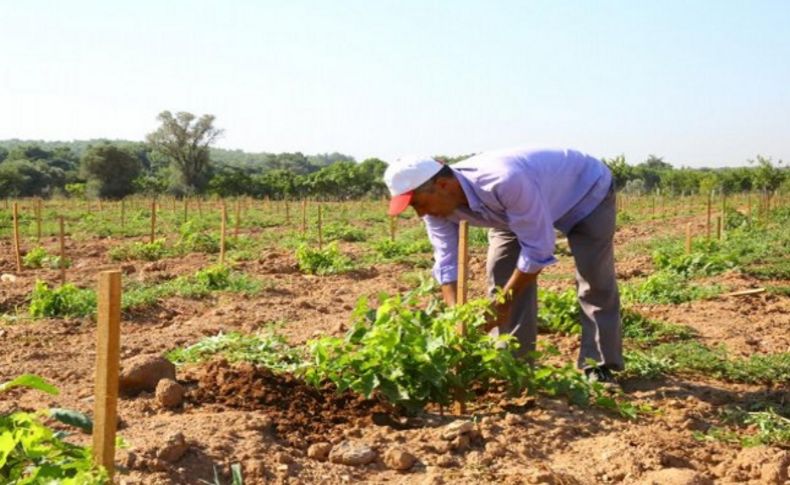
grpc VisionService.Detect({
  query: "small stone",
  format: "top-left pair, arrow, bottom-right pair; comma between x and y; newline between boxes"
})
120,355 -> 176,395
157,433 -> 188,463
435,455 -> 459,468
384,447 -> 416,471
504,413 -> 523,426
441,420 -> 474,440
329,441 -> 377,466
1,273 -> 17,283
308,442 -> 333,462
155,379 -> 184,409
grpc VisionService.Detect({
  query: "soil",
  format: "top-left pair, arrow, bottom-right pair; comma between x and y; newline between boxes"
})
1,206 -> 788,484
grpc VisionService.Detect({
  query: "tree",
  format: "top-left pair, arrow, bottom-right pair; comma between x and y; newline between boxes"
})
146,111 -> 223,194
749,155 -> 786,192
602,155 -> 632,190
80,143 -> 142,199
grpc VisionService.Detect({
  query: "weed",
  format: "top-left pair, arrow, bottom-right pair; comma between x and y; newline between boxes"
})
694,406 -> 790,447
108,238 -> 170,262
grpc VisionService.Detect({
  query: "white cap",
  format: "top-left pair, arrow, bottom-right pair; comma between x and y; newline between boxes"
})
383,157 -> 444,216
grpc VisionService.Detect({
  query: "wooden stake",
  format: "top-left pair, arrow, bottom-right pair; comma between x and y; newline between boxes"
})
12,202 -> 22,273
721,194 -> 726,239
285,200 -> 290,225
457,221 -> 470,310
747,193 -> 752,226
301,199 -> 307,234
389,216 -> 397,241
183,198 -> 188,223
220,203 -> 227,265
706,192 -> 712,239
716,215 -> 722,240
59,216 -> 66,285
234,199 -> 241,238
36,198 -> 42,241
317,204 -> 323,250
92,270 -> 121,479
150,200 -> 156,244
685,223 -> 692,255
120,199 -> 125,229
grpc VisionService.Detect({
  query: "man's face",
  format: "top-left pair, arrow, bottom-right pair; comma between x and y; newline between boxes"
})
409,180 -> 458,218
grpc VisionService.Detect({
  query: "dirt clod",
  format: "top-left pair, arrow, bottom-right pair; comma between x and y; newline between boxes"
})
641,468 -> 710,485
441,420 -> 474,440
155,378 -> 184,409
384,447 -> 416,471
120,354 -> 176,395
156,432 -> 188,463
308,442 -> 333,462
329,441 -> 377,466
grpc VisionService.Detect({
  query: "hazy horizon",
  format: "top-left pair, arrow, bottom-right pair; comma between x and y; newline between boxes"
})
2,1 -> 788,168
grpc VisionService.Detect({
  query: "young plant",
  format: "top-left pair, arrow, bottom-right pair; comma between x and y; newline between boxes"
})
29,281 -> 97,318
0,375 -> 108,484
295,243 -> 354,275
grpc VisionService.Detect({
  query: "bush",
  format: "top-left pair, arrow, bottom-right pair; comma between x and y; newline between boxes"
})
108,239 -> 169,262
22,247 -> 69,270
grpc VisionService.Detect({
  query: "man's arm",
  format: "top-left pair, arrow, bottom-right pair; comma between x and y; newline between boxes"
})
486,268 -> 540,331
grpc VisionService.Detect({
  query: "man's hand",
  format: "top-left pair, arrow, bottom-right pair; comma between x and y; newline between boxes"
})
485,299 -> 513,332
483,268 -> 540,333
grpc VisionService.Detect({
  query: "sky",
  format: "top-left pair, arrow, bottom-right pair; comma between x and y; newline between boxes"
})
1,1 -> 789,167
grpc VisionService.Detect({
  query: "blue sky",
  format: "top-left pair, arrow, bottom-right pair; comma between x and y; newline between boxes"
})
1,1 -> 788,167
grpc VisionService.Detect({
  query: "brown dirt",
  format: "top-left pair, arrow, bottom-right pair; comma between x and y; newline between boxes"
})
1,207 -> 788,484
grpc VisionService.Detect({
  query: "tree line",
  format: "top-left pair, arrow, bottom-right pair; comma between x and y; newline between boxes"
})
0,111 -> 787,200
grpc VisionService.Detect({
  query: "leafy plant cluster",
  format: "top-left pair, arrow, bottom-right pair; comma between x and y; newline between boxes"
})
622,270 -> 720,304
108,238 -> 169,262
295,243 -> 354,275
694,405 -> 789,447
29,281 -> 97,318
22,246 -> 70,270
323,222 -> 367,242
166,331 -> 303,373
28,265 -> 262,317
537,288 -> 580,334
0,374 -> 107,484
371,238 -> 432,262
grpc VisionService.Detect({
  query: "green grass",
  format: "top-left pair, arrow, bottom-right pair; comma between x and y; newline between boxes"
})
694,405 -> 790,447
624,342 -> 790,384
295,243 -> 354,275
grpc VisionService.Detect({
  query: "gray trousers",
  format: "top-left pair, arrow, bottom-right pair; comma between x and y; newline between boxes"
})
486,186 -> 624,370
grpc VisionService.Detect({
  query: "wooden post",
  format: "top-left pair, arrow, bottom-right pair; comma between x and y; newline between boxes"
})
219,203 -> 227,266
234,199 -> 241,238
706,192 -> 712,239
389,216 -> 397,241
150,200 -> 156,244
285,200 -> 290,225
721,194 -> 726,239
36,198 -> 42,241
301,199 -> 307,234
685,223 -> 692,255
457,221 -> 469,310
716,215 -> 722,240
197,198 -> 203,217
92,270 -> 121,479
183,198 -> 188,224
120,199 -> 125,230
59,216 -> 66,285
747,193 -> 752,226
317,204 -> 323,250
12,202 -> 22,273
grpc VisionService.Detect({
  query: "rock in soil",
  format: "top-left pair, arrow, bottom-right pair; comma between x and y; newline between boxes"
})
641,468 -> 710,485
120,354 -> 176,395
441,420 -> 474,440
329,441 -> 377,466
156,432 -> 188,463
384,447 -> 417,471
155,379 -> 185,409
307,442 -> 333,462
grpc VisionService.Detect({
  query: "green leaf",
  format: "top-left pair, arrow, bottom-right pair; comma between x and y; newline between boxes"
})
49,408 -> 93,433
0,374 -> 59,395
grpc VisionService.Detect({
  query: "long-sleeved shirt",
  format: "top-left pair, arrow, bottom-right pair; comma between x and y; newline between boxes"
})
425,148 -> 612,283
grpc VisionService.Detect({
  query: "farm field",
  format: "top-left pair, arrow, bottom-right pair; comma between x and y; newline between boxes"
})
1,194 -> 788,484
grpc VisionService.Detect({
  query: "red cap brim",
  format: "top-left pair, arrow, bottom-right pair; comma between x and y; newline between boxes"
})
388,191 -> 414,216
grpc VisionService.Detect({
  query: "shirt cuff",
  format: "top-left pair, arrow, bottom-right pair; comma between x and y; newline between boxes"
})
516,252 -> 558,274
433,265 -> 458,284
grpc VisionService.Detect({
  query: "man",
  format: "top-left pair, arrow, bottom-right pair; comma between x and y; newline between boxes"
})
384,147 -> 623,383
